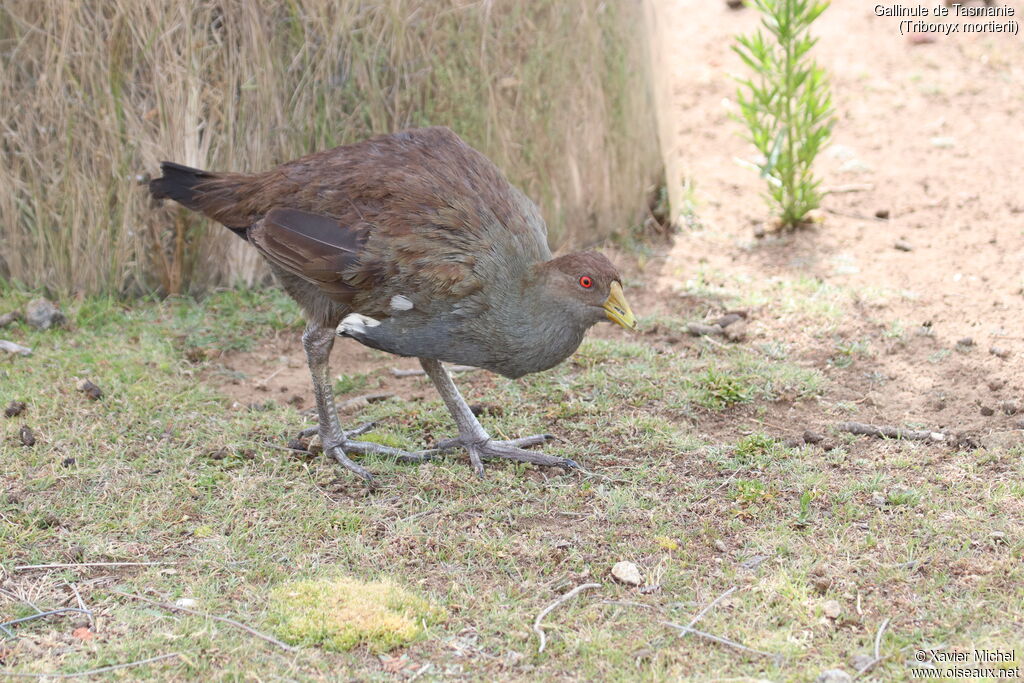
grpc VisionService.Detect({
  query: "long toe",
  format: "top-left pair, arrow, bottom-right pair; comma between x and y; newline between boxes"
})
339,438 -> 439,464
327,445 -> 376,485
433,433 -> 555,452
501,434 -> 556,449
479,440 -> 578,471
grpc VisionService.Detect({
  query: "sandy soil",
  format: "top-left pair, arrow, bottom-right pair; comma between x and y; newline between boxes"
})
646,0 -> 1023,440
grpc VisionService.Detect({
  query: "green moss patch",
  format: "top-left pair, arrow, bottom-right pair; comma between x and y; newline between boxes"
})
269,577 -> 444,652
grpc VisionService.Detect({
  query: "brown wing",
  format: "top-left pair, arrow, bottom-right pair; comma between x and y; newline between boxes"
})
249,208 -> 369,304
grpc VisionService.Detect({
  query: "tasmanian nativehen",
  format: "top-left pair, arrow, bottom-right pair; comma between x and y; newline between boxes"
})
150,127 -> 636,483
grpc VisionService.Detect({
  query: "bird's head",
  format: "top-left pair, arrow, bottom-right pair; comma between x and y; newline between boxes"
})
533,251 -> 637,331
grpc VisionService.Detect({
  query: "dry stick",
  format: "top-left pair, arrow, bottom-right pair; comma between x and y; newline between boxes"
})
683,586 -> 737,632
391,365 -> 477,378
66,581 -> 93,629
15,561 -> 175,571
855,617 -> 891,678
663,621 -> 781,661
664,585 -> 779,662
533,583 -> 601,654
837,422 -> 945,442
111,590 -> 297,653
0,340 -> 32,356
337,392 -> 395,411
823,183 -> 874,194
0,652 -> 181,679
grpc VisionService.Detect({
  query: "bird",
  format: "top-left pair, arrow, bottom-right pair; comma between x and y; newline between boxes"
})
149,127 -> 636,484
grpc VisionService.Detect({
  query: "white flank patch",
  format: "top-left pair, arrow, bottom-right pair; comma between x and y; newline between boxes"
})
390,294 -> 414,311
337,313 -> 381,336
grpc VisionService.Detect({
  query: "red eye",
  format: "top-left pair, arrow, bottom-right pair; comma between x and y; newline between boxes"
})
579,276 -> 592,288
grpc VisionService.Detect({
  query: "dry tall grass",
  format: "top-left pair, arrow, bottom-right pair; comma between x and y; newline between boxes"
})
0,1 -> 659,296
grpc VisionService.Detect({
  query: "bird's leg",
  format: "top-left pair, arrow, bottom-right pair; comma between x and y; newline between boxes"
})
301,323 -> 435,484
418,358 -> 578,477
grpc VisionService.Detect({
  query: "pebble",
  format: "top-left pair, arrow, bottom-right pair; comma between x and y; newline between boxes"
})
930,136 -> 956,148
803,430 -> 825,444
955,337 -> 974,347
874,209 -> 890,220
714,539 -> 729,553
850,654 -> 875,671
724,320 -> 748,342
19,425 -> 36,447
611,561 -> 642,586
823,599 -> 841,619
711,313 -> 745,328
1002,400 -> 1020,416
990,346 -> 1011,359
980,406 -> 995,417
817,670 -> 853,683
894,240 -> 913,252
76,379 -> 103,401
988,378 -> 1006,391
25,298 -> 66,330
4,401 -> 27,418
174,598 -> 198,609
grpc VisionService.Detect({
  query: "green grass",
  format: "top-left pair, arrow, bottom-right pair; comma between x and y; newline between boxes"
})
1,287 -> 1022,680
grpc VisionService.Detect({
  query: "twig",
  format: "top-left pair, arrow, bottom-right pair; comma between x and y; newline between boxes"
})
111,590 -> 297,652
598,599 -> 673,617
337,392 -> 394,411
837,421 -> 944,442
874,617 -> 889,660
683,586 -> 737,632
855,617 -> 891,677
823,207 -> 883,222
823,183 -> 874,194
0,588 -> 43,614
0,340 -> 32,356
0,608 -> 92,638
408,662 -> 432,682
66,581 -> 93,629
533,583 -> 601,653
15,561 -> 175,571
0,652 -> 181,678
399,509 -> 440,523
391,365 -> 477,377
664,621 -> 780,661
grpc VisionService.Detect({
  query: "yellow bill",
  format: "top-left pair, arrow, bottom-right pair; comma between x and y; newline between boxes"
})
603,281 -> 637,330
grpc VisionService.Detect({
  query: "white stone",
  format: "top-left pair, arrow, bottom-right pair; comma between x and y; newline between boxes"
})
611,561 -> 642,586
174,598 -> 198,609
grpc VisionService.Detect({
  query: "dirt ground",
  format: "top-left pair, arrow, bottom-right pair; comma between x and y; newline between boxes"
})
645,0 -> 1023,442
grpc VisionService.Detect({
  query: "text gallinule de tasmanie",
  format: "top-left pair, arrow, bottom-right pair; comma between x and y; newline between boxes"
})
150,127 -> 637,484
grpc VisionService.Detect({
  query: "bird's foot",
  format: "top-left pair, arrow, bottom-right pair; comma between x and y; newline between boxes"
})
434,434 -> 577,478
296,422 -> 439,487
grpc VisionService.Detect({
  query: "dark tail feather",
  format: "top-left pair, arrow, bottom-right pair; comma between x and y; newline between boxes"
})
149,161 -> 249,238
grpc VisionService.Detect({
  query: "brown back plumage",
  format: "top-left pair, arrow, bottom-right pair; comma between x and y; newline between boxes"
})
149,127 -> 550,315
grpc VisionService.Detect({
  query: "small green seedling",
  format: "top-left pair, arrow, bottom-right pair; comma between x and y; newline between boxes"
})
733,0 -> 834,228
